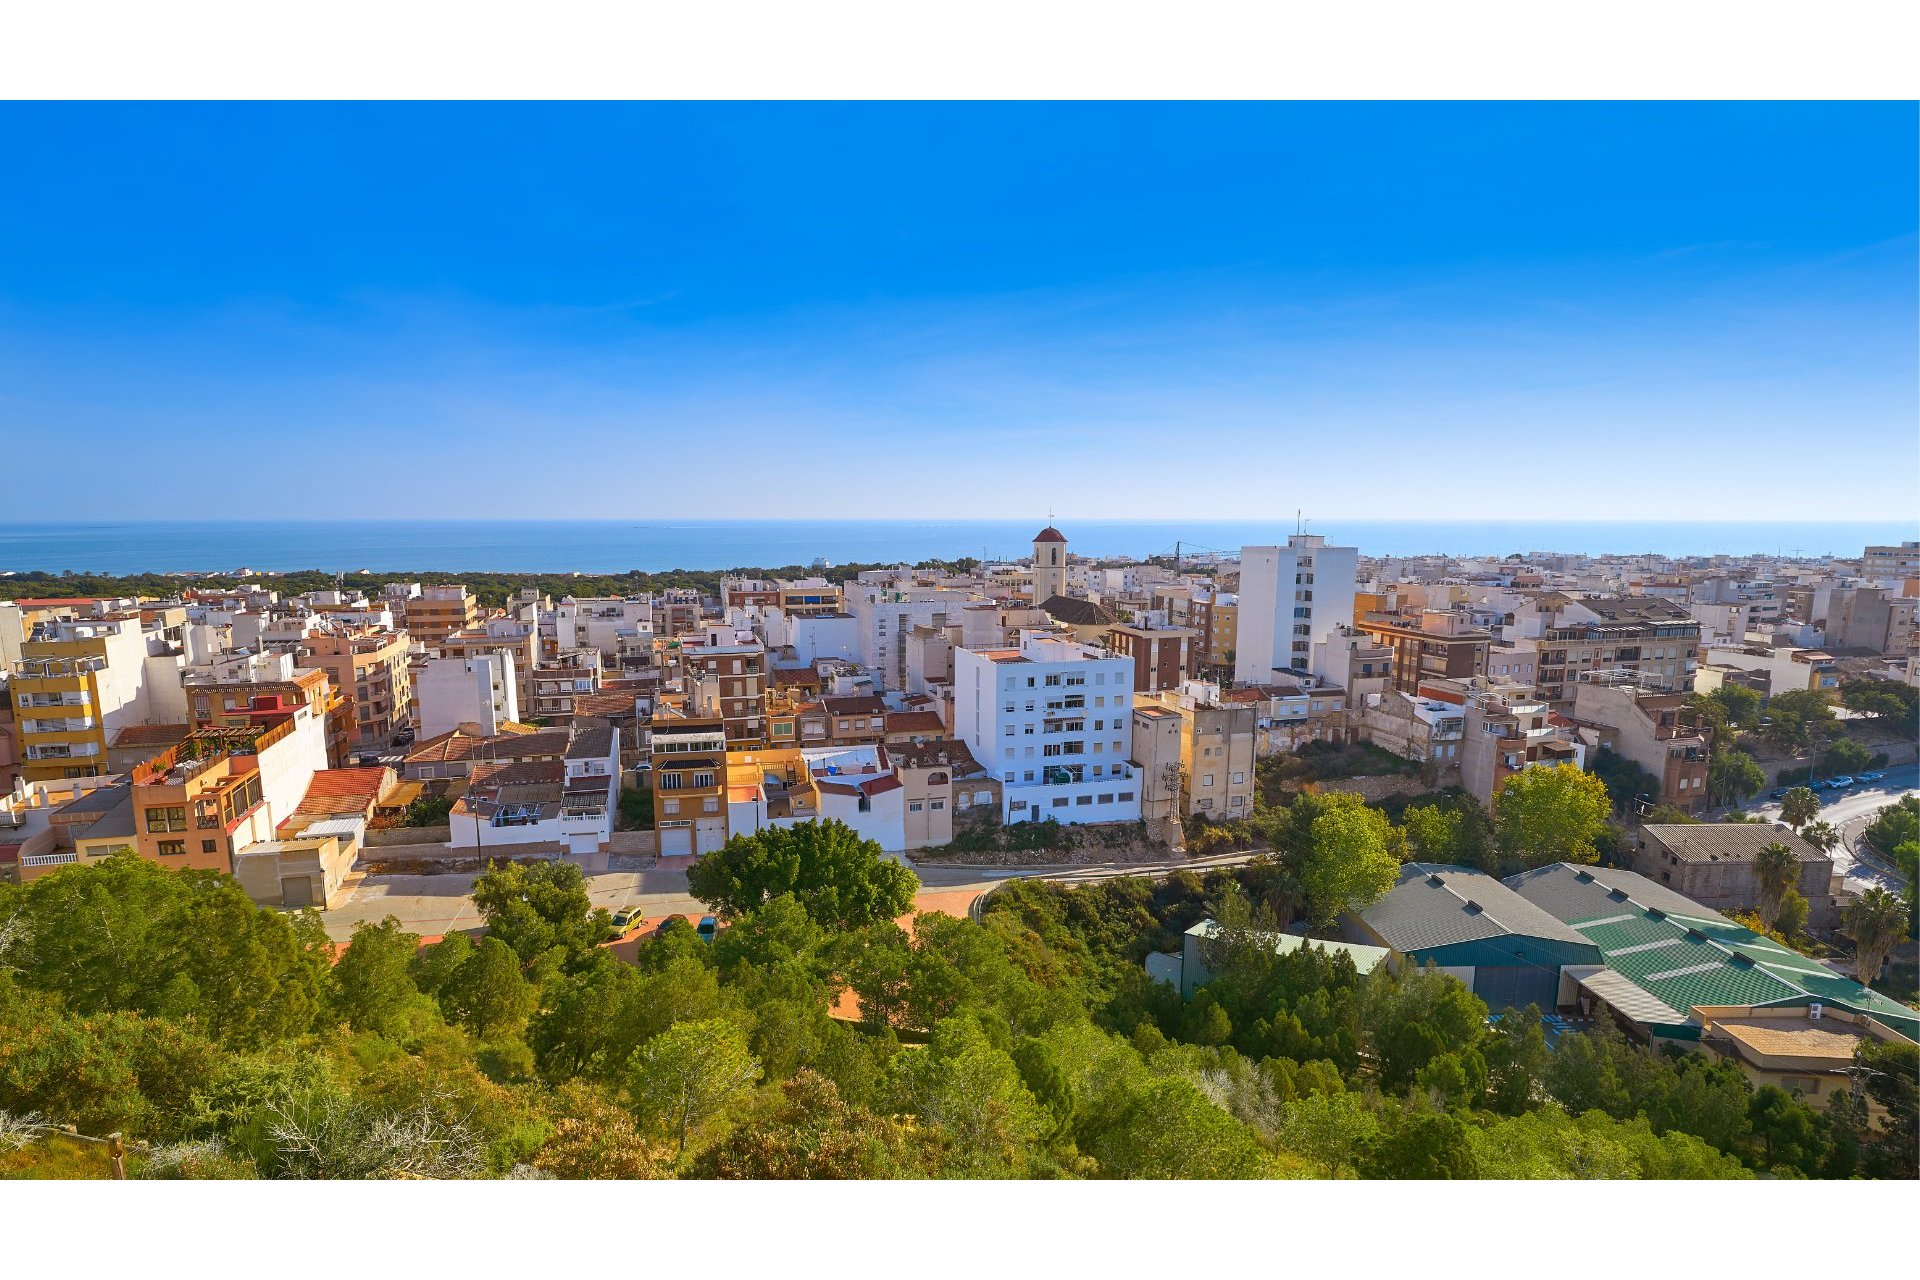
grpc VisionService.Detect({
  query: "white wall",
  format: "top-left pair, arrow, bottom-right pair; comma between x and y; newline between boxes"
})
1236,536 -> 1358,686
955,638 -> 1141,826
416,655 -> 517,738
256,704 -> 329,831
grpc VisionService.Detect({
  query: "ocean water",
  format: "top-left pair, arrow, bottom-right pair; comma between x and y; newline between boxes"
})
0,519 -> 1912,577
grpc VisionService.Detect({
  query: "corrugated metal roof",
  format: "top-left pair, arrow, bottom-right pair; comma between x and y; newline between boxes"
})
1573,967 -> 1686,1027
1507,862 -> 1920,1040
1356,863 -> 1593,953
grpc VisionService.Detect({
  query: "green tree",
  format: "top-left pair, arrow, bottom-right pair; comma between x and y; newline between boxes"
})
627,1017 -> 761,1157
691,1070 -> 918,1179
1081,1075 -> 1269,1178
329,917 -> 425,1037
533,1083 -> 668,1179
1707,684 -> 1763,730
1775,888 -> 1811,940
1800,820 -> 1840,856
1481,1005 -> 1550,1116
1274,1090 -> 1377,1177
1360,1109 -> 1481,1178
1493,763 -> 1611,872
1857,1038 -> 1917,1179
1863,797 -> 1920,856
1820,738 -> 1873,776
1778,786 -> 1821,831
527,952 -> 646,1080
686,819 -> 919,929
400,794 -> 454,827
1843,887 -> 1910,985
0,854 -> 330,1048
1294,795 -> 1401,930
1751,841 -> 1799,932
1401,799 -> 1497,871
470,860 -> 608,963
887,1019 -> 1046,1177
1588,748 -> 1663,816
1763,689 -> 1838,753
407,932 -> 476,1001
1706,750 -> 1766,807
1839,679 -> 1919,732
439,936 -> 539,1041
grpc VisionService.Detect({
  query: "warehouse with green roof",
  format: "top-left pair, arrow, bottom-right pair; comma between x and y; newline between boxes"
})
1503,862 -> 1920,1045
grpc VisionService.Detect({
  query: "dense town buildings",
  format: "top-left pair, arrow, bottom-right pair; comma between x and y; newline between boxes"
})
4,528 -> 1916,907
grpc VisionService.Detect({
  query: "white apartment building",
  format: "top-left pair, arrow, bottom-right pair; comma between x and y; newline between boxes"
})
1235,535 -> 1359,687
552,596 -> 654,668
416,654 -> 518,739
952,632 -> 1142,826
848,585 -> 970,691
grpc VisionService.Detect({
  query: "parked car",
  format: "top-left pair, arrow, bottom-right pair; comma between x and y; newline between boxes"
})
651,916 -> 679,939
697,915 -> 719,943
610,906 -> 643,935
1857,770 -> 1887,784
1827,776 -> 1856,790
1768,788 -> 1790,801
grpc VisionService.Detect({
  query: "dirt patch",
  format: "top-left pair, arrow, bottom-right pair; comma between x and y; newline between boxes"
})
913,823 -> 1177,867
1306,774 -> 1435,804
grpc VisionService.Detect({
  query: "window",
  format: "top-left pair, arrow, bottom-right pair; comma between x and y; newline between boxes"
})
703,798 -> 719,813
663,800 -> 680,814
1005,724 -> 1016,736
1230,771 -> 1245,784
909,801 -> 924,812
1004,747 -> 1015,758
157,840 -> 186,856
1202,774 -> 1215,787
1230,795 -> 1246,807
1098,793 -> 1113,804
1052,797 -> 1069,808
145,806 -> 188,833
1117,791 -> 1134,802
201,839 -> 218,854
693,771 -> 715,788
930,800 -> 944,810
1075,794 -> 1093,805
1009,799 -> 1028,811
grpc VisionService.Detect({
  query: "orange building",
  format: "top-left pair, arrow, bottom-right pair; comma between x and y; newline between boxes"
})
129,725 -> 284,874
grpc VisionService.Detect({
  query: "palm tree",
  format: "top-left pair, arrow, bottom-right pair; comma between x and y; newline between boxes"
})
1752,841 -> 1798,931
1843,887 -> 1911,985
1801,820 -> 1841,856
1779,786 -> 1820,831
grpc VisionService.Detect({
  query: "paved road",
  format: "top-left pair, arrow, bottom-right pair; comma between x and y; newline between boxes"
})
1744,763 -> 1916,895
323,847 -> 1263,942
323,859 -> 710,942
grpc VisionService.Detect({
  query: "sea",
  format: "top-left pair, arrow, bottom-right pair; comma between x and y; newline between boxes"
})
0,519 -> 1913,577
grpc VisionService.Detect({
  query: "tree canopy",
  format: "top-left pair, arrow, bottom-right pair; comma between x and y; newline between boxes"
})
685,819 -> 919,928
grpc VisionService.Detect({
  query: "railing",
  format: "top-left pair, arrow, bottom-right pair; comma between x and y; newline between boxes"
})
22,851 -> 79,868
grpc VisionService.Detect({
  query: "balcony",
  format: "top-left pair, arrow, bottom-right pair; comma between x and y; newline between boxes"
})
21,851 -> 79,869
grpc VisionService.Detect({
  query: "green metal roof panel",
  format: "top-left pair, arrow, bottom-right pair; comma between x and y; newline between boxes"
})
1508,862 -> 1920,1039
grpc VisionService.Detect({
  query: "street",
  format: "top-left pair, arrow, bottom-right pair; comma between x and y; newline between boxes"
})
322,847 -> 1269,942
1744,763 -> 1916,895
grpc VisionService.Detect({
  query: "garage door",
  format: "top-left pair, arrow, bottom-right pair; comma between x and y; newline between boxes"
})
658,825 -> 693,857
281,877 -> 314,908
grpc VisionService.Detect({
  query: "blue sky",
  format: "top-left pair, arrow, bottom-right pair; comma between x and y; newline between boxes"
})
1,102 -> 1913,522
